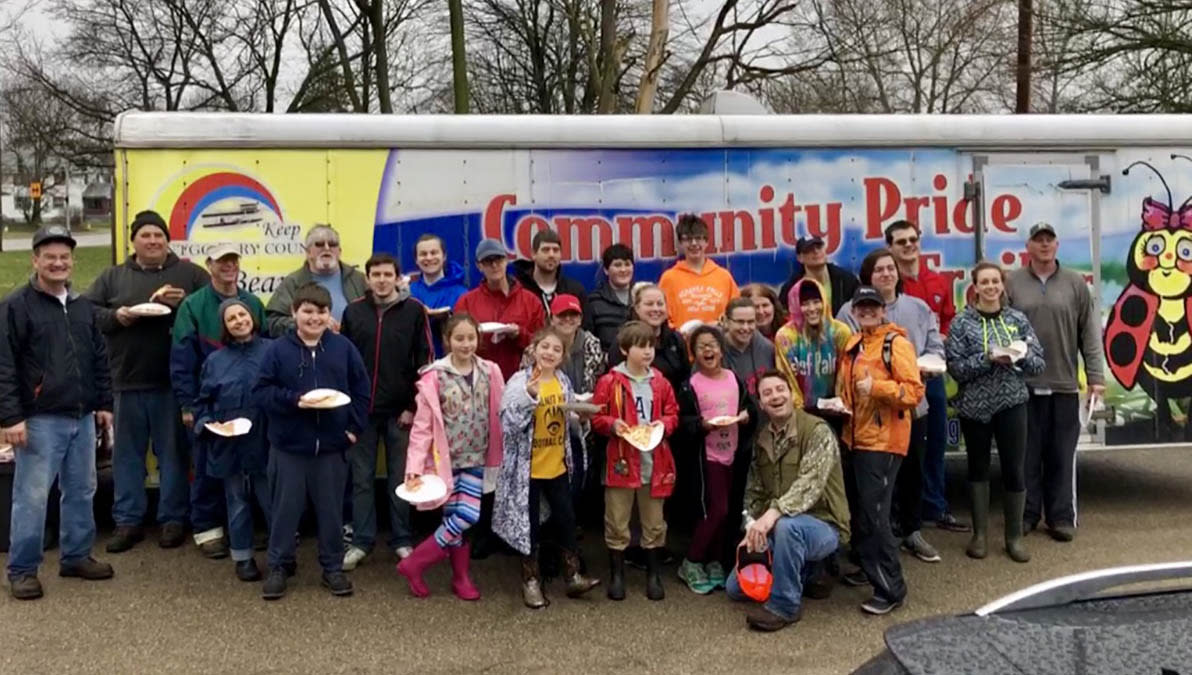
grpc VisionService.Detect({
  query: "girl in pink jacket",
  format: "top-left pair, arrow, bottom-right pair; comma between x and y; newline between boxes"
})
396,314 -> 504,600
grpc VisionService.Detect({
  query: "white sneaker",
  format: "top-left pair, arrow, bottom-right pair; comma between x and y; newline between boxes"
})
395,546 -> 413,560
343,545 -> 368,571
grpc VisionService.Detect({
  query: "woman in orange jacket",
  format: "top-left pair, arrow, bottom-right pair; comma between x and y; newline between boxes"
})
835,286 -> 925,616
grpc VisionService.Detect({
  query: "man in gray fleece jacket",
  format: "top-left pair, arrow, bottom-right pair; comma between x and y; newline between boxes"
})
1005,223 -> 1105,542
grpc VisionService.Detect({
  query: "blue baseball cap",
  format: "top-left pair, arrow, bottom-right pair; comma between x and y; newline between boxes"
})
474,238 -> 509,261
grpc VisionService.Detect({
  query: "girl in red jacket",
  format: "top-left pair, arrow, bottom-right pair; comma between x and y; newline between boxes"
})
591,320 -> 680,602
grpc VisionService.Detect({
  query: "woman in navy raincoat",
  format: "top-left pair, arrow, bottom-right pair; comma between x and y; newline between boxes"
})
194,298 -> 272,582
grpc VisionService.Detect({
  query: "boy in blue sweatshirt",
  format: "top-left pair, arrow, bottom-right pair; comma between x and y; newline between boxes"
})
253,283 -> 371,600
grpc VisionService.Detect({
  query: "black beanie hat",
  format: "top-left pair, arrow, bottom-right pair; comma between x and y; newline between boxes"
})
131,210 -> 169,241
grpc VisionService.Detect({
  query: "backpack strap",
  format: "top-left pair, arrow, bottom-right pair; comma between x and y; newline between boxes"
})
882,332 -> 897,373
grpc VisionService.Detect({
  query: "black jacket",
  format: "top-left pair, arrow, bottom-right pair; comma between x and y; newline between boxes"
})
676,370 -> 759,518
583,280 -> 632,355
84,252 -> 210,391
608,323 -> 690,394
779,262 -> 859,316
339,292 -> 431,417
0,280 -> 113,426
512,259 -> 587,317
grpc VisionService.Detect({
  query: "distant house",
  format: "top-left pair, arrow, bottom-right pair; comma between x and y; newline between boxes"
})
83,182 -> 112,219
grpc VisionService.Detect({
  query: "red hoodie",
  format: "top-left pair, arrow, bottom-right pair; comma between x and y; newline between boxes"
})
900,260 -> 957,334
453,279 -> 545,379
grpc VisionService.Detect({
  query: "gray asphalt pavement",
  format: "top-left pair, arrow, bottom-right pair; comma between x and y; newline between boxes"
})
3,231 -> 111,250
2,447 -> 1190,674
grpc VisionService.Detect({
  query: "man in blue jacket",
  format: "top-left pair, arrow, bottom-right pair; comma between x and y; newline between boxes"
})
408,234 -> 468,357
1,226 -> 115,600
254,282 -> 371,600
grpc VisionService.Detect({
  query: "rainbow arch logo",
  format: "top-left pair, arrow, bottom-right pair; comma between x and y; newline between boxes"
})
166,171 -> 284,242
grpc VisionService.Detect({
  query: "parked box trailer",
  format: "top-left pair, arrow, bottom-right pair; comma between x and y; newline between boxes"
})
113,112 -> 1192,451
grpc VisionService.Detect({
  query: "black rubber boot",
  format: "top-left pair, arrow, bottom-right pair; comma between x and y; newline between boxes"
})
1004,491 -> 1031,563
645,548 -> 665,601
966,482 -> 990,559
607,550 -> 626,601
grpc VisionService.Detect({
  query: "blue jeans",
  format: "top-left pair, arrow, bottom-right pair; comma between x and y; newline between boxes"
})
112,389 -> 189,527
7,415 -> 97,579
348,417 -> 410,552
921,377 -> 950,520
224,473 -> 270,561
190,437 -> 227,538
725,514 -> 839,620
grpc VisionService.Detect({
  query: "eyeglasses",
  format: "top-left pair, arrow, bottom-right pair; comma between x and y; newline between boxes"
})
309,240 -> 339,249
893,236 -> 919,246
695,342 -> 720,352
680,235 -> 708,243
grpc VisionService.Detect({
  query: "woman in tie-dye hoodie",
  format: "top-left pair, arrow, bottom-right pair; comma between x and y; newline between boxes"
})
774,278 -> 853,410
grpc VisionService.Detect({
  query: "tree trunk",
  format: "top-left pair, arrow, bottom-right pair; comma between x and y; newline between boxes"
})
368,0 -> 394,113
635,0 -> 668,114
448,0 -> 469,113
1015,0 -> 1033,113
595,0 -> 618,113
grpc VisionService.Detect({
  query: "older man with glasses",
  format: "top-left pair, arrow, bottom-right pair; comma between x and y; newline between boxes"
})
265,224 -> 367,338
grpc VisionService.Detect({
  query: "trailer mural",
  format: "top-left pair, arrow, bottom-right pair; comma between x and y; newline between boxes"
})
118,145 -> 1192,447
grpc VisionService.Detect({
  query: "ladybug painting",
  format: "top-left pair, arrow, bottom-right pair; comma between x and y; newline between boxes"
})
1104,160 -> 1192,409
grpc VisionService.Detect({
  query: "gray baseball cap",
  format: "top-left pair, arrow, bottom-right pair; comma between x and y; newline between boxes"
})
31,224 -> 77,249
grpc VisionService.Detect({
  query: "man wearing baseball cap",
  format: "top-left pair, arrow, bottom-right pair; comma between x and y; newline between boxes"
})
778,236 -> 859,316
169,242 -> 267,558
86,210 -> 210,555
2,226 -> 115,599
1005,222 -> 1105,542
453,238 -> 545,380
724,370 -> 849,631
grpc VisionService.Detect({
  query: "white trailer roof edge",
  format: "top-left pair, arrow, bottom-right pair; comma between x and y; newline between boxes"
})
112,111 -> 1192,150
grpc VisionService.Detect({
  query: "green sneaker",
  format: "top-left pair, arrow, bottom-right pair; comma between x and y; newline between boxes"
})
677,558 -> 714,595
705,561 -> 727,589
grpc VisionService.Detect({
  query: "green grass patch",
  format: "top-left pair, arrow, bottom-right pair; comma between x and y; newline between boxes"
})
0,246 -> 113,298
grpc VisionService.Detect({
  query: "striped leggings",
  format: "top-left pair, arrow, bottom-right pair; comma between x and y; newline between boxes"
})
433,467 -> 484,548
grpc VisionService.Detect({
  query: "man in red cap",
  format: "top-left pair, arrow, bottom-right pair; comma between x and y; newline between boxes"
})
724,371 -> 850,631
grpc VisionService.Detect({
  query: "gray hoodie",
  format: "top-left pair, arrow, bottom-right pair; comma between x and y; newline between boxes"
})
723,331 -> 776,397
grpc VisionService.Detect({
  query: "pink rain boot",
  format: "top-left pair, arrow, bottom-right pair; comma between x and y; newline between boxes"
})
396,538 -> 448,598
448,542 -> 481,601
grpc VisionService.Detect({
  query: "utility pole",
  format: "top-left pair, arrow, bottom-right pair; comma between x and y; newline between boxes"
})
1015,0 -> 1033,113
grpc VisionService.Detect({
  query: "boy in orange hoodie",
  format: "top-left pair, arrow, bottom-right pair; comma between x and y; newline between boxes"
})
836,286 -> 924,616
659,214 -> 739,328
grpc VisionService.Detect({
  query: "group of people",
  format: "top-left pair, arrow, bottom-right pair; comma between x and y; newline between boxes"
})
1,210 -> 1104,634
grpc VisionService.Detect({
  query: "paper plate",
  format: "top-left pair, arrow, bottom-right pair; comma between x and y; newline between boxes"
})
707,415 -> 739,427
816,397 -> 852,415
426,307 -> 452,316
574,392 -> 594,403
1079,393 -> 1105,428
564,401 -> 602,415
917,354 -> 947,374
300,388 -> 351,409
128,302 -> 172,317
990,340 -> 1028,362
478,321 -> 515,333
678,319 -> 705,335
620,422 -> 664,452
204,418 -> 253,437
395,474 -> 448,504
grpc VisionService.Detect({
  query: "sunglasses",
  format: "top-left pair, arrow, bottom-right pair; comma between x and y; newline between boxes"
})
893,236 -> 919,246
309,240 -> 340,249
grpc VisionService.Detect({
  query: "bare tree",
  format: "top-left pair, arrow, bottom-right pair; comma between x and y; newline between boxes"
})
634,0 -> 667,113
1,78 -> 76,223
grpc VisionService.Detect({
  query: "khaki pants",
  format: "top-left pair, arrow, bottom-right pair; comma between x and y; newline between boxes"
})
604,486 -> 667,551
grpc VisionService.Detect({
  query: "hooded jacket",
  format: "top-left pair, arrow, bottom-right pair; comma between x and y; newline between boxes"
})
85,252 -> 211,391
0,279 -> 113,427
779,262 -> 859,316
839,292 -> 944,418
591,366 -> 680,495
405,355 -> 505,510
453,278 -> 545,380
193,336 -> 271,478
945,304 -> 1046,423
583,279 -> 633,355
170,284 -> 267,414
658,258 -> 740,328
775,278 -> 853,410
493,367 -> 578,555
511,259 -> 588,317
264,262 -> 367,337
676,370 -> 759,518
836,322 -> 924,456
901,260 -> 958,335
252,329 -> 371,456
409,261 -> 470,358
340,289 -> 431,417
607,323 -> 690,394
